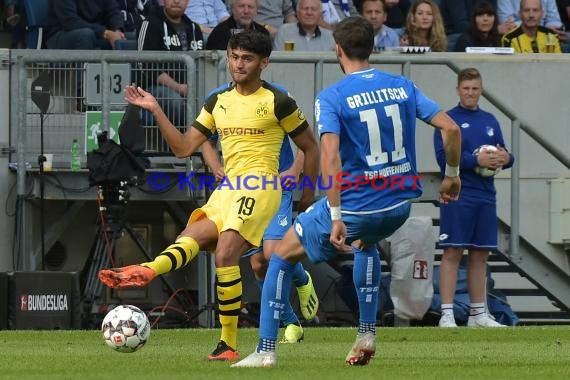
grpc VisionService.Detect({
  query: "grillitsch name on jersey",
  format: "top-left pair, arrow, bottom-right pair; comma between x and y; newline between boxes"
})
20,294 -> 69,312
216,127 -> 265,136
346,87 -> 409,109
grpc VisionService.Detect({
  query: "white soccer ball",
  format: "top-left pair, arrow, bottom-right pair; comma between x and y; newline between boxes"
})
101,305 -> 150,353
473,145 -> 502,177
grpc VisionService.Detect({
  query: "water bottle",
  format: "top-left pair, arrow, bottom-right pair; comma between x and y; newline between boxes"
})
70,139 -> 81,171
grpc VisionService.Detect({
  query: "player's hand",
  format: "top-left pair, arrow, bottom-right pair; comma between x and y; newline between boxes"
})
213,167 -> 225,181
330,220 -> 351,253
495,145 -> 510,166
124,86 -> 159,114
477,148 -> 499,169
439,176 -> 460,204
280,168 -> 299,190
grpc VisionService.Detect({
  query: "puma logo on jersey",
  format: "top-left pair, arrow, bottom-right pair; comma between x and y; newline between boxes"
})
219,104 -> 229,113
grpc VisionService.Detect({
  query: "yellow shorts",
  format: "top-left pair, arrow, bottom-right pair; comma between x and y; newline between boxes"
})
188,174 -> 281,247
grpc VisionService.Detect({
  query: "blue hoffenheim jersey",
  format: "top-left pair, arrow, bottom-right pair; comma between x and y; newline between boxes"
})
433,104 -> 514,202
316,68 -> 440,212
206,82 -> 294,172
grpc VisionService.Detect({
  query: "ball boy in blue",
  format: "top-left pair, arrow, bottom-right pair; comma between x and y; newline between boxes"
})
434,68 -> 514,328
233,16 -> 462,368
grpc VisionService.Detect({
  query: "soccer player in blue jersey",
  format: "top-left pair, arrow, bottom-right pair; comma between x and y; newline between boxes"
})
434,68 -> 514,328
233,15 -> 462,368
202,83 -> 318,344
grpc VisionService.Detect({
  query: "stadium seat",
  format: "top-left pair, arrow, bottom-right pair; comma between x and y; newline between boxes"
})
115,39 -> 138,51
22,0 -> 49,49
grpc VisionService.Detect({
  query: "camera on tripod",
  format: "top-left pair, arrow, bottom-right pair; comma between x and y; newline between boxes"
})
82,105 -> 150,326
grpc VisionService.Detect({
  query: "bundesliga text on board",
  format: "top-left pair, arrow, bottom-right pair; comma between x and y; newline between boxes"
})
20,294 -> 69,311
146,172 -> 422,192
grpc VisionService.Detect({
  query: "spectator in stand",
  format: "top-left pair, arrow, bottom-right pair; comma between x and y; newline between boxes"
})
361,0 -> 400,51
184,0 -> 229,38
2,0 -> 25,48
556,0 -> 570,51
320,0 -> 359,29
3,0 -> 19,26
400,0 -> 447,51
206,0 -> 269,50
45,0 -> 126,50
502,0 -> 561,52
440,0 -> 517,50
255,0 -> 297,39
138,0 -> 204,125
116,0 -> 149,36
498,0 -> 567,42
434,67 -> 513,328
453,1 -> 502,51
274,0 -> 335,50
557,0 -> 570,29
384,0 -> 411,36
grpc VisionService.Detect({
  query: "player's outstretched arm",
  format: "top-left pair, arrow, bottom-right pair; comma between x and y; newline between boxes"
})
124,86 -> 206,158
430,111 -> 462,203
291,128 -> 319,211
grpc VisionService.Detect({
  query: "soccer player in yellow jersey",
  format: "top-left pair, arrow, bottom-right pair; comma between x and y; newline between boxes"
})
98,30 -> 319,361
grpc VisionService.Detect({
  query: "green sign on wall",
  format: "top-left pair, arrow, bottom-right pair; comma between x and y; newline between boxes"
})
85,111 -> 124,153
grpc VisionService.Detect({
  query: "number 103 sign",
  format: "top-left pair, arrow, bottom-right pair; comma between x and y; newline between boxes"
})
84,63 -> 131,106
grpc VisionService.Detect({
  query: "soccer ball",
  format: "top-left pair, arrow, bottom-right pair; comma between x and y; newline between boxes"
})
473,145 -> 502,177
101,305 -> 150,353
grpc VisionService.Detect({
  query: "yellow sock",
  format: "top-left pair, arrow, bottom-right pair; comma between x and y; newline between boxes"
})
141,236 -> 199,275
216,265 -> 242,350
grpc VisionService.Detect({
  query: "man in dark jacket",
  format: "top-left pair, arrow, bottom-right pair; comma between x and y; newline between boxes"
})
138,0 -> 204,126
45,0 -> 126,49
206,0 -> 269,50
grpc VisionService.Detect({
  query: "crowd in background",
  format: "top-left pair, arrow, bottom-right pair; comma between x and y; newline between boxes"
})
1,0 -> 569,52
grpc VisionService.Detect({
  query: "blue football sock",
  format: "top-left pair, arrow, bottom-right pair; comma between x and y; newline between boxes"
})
291,262 -> 308,287
257,277 -> 298,326
353,245 -> 381,335
258,254 -> 295,351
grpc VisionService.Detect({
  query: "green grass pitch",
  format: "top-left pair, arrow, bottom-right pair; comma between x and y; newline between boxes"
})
1,326 -> 569,380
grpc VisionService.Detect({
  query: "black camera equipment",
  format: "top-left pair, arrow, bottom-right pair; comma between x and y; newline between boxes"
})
81,105 -> 186,326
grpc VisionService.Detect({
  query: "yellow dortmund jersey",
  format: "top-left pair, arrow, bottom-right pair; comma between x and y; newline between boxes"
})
192,81 -> 309,177
501,25 -> 561,53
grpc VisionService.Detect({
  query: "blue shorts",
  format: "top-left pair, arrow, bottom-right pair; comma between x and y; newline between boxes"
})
438,194 -> 497,250
242,190 -> 293,258
294,198 -> 411,263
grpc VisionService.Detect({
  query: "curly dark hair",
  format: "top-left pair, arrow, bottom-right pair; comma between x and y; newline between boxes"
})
227,29 -> 272,58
